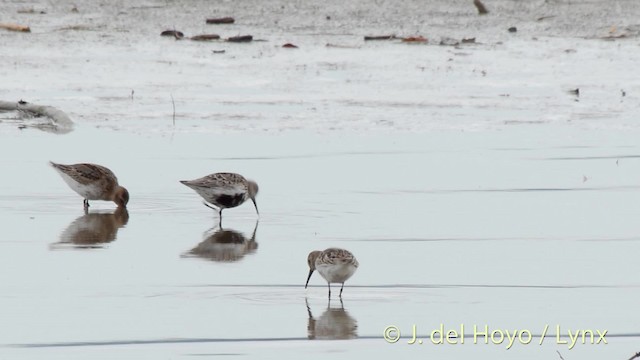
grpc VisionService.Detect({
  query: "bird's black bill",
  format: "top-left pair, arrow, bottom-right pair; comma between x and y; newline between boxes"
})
305,269 -> 314,289
252,198 -> 259,215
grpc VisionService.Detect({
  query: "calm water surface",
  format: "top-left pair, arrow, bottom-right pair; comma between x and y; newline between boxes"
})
0,127 -> 639,359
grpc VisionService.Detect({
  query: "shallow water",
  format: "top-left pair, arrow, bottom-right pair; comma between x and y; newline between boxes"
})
1,127 -> 639,359
1,0 -> 640,359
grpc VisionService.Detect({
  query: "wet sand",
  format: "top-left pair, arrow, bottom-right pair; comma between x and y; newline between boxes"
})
1,0 -> 639,359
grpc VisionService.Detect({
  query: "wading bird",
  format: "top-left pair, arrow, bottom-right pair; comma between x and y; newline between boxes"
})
305,248 -> 359,298
180,172 -> 258,224
50,161 -> 129,209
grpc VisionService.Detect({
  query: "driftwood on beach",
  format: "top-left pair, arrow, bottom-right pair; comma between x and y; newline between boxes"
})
473,0 -> 488,14
206,17 -> 235,24
364,35 -> 396,41
0,23 -> 31,32
190,34 -> 221,41
227,35 -> 253,42
0,100 -> 74,133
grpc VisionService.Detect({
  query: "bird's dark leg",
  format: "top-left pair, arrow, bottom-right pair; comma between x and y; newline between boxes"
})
83,199 -> 89,209
202,202 -> 223,228
327,282 -> 331,299
339,283 -> 344,298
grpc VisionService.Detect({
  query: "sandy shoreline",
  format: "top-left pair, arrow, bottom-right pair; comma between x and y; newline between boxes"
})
1,0 -> 639,134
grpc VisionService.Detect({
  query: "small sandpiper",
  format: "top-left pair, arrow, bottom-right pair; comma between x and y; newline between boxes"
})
50,161 -> 129,209
180,172 -> 259,223
305,248 -> 359,298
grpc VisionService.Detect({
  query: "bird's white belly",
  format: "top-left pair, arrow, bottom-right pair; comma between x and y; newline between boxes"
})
316,263 -> 357,284
58,172 -> 103,199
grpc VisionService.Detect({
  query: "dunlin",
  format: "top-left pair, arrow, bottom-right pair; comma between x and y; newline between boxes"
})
180,172 -> 259,223
305,248 -> 359,298
50,162 -> 129,209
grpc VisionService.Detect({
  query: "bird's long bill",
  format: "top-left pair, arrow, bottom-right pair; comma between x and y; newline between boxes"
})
305,269 -> 314,289
251,198 -> 259,215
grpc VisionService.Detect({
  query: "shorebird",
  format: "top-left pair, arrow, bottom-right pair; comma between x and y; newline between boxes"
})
305,248 -> 359,298
180,172 -> 259,223
50,162 -> 129,209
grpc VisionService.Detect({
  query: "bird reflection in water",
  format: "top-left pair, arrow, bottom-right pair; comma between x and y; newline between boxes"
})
182,221 -> 258,262
306,297 -> 358,340
51,207 -> 129,249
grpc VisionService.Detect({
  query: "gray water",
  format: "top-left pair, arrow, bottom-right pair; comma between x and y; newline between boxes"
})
1,0 -> 639,359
